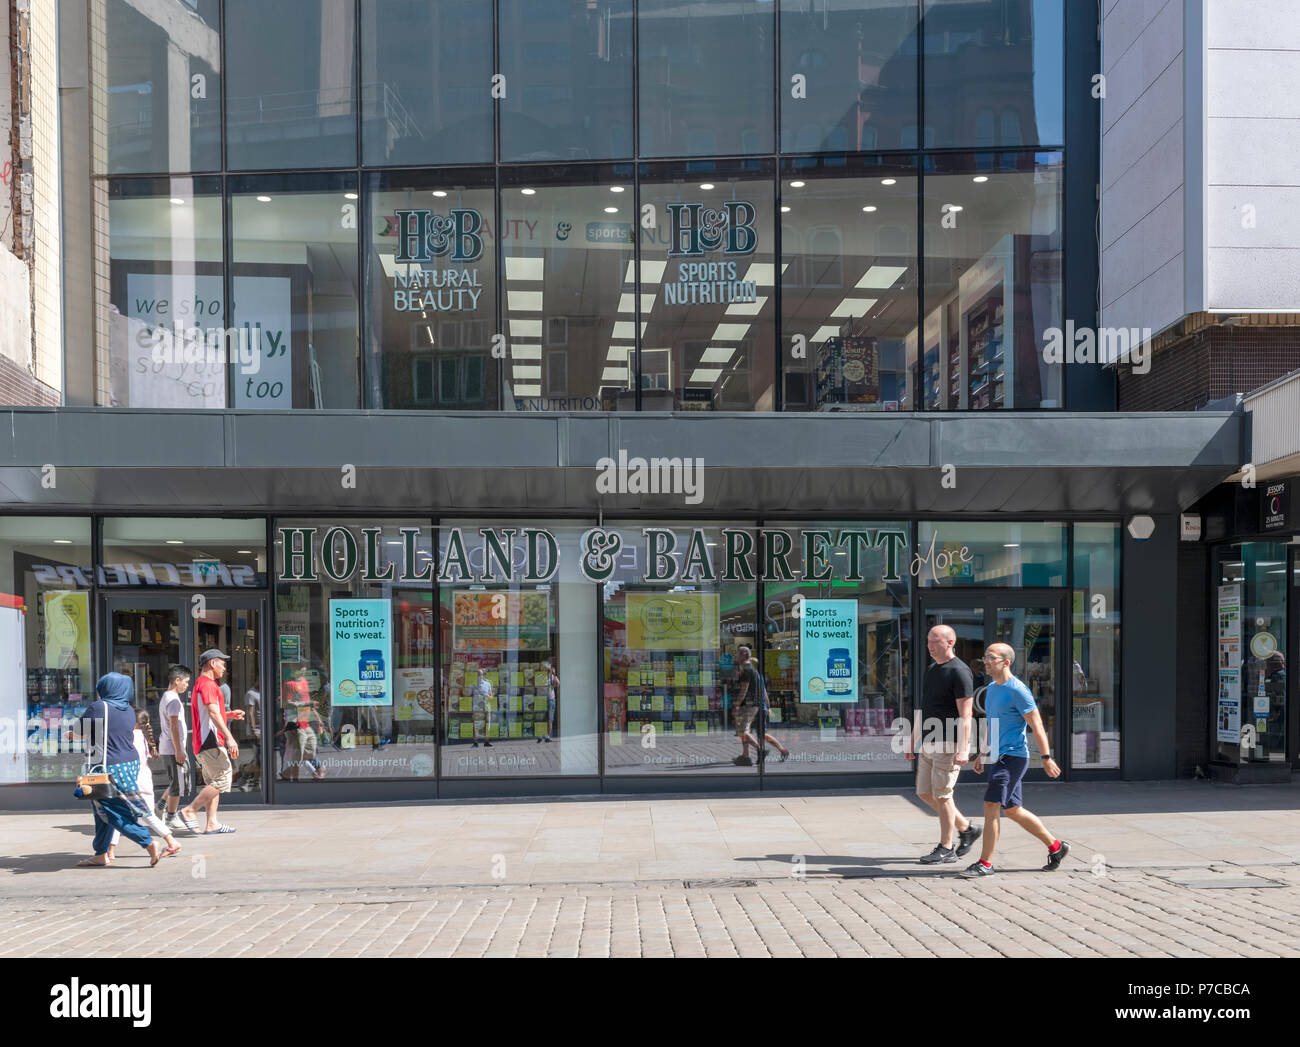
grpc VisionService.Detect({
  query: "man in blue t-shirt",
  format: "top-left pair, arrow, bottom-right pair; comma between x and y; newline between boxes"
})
960,642 -> 1069,878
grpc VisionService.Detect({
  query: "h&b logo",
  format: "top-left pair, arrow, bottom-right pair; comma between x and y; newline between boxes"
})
392,208 -> 484,264
666,201 -> 758,257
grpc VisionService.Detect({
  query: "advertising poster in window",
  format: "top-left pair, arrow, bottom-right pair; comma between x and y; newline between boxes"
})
1216,584 -> 1242,743
625,592 -> 719,651
394,667 -> 436,722
42,591 -> 91,676
452,591 -> 551,652
799,599 -> 858,703
328,599 -> 393,707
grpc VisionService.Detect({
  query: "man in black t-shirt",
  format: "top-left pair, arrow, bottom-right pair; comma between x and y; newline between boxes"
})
732,646 -> 789,766
907,625 -> 982,864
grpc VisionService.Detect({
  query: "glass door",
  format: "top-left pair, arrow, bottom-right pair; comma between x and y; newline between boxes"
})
104,596 -> 188,727
919,591 -> 1068,777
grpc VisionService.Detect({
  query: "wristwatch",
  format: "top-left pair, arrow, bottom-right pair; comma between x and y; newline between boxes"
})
1042,753 -> 1054,762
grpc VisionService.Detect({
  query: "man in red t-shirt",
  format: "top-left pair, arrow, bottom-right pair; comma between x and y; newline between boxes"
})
179,649 -> 244,834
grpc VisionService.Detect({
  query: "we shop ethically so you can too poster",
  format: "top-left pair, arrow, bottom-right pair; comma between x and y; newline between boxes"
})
329,599 -> 393,707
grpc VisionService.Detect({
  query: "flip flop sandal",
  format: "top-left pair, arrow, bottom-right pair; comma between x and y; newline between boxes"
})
204,826 -> 236,834
76,857 -> 109,867
177,814 -> 201,833
162,844 -> 182,858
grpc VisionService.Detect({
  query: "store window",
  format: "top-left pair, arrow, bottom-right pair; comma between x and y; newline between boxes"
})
273,521 -> 435,781
501,166 -> 636,412
364,169 -> 498,410
601,524 -> 759,776
98,0 -> 221,174
438,522 -> 598,777
100,519 -> 267,587
764,523 -> 912,773
230,173 -> 361,409
1215,543 -> 1288,765
224,0 -> 357,170
916,521 -> 1066,587
779,0 -> 918,154
918,152 -> 1063,410
0,518 -> 94,786
639,0 -> 774,158
500,0 -> 634,161
1072,523 -> 1120,769
779,157 -> 918,412
105,177 -> 225,408
922,0 -> 1064,149
360,0 -> 493,166
639,162 -> 777,410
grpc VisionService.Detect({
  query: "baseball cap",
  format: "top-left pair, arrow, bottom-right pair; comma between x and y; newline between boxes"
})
198,648 -> 230,666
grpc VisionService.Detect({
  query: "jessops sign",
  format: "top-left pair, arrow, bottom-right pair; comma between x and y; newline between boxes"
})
278,526 -> 909,586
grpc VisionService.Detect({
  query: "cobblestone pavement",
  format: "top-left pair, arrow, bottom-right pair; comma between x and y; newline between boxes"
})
3,781 -> 1298,957
3,867 -> 1299,958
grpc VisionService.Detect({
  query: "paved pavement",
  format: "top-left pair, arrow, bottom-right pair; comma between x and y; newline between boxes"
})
1,780 -> 1298,957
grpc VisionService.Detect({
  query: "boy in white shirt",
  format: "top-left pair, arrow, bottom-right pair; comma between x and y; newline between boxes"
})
157,665 -> 195,831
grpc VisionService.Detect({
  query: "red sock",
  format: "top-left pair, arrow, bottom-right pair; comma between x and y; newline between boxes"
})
979,860 -> 991,868
1048,839 -> 1061,853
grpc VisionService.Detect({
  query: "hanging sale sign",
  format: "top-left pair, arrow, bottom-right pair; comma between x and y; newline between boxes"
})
328,599 -> 392,708
800,600 -> 858,704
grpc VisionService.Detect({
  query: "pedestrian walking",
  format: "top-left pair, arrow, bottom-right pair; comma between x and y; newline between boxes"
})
961,642 -> 1069,878
732,645 -> 788,766
179,649 -> 245,834
75,673 -> 179,868
108,709 -> 177,859
157,665 -> 196,831
909,625 -> 981,864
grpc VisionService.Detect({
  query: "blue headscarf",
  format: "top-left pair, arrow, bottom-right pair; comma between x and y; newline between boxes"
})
95,671 -> 135,711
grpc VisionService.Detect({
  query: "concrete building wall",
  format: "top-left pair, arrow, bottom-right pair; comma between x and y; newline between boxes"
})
1205,0 -> 1300,309
1100,0 -> 1189,339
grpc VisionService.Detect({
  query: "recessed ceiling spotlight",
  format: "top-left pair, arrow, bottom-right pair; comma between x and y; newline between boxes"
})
780,205 -> 791,212
165,539 -> 184,545
53,539 -> 72,545
862,205 -> 878,212
237,549 -> 253,554
789,180 -> 805,188
432,190 -> 447,197
169,198 -> 185,206
604,206 -> 618,213
881,178 -> 896,186
943,204 -> 963,212
344,192 -> 358,200
699,183 -> 714,190
972,175 -> 989,183
255,195 -> 272,202
610,186 -> 625,193
521,188 -> 536,195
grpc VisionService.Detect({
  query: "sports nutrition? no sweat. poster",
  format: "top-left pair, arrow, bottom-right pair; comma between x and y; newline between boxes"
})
800,600 -> 858,704
329,599 -> 392,707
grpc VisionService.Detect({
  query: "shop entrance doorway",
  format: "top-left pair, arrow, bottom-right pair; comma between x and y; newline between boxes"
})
917,591 -> 1069,780
102,594 -> 267,802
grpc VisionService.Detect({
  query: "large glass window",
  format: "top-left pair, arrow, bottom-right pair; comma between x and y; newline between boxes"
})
360,0 -> 494,166
230,174 -> 360,409
639,162 -> 777,410
916,521 -> 1066,587
105,177 -> 226,407
100,519 -> 267,588
779,0 -> 919,154
923,0 -> 1064,149
1072,523 -> 1120,769
764,523 -> 911,773
0,518 -> 94,786
438,522 -> 598,777
1215,543 -> 1288,766
639,0 -> 774,158
601,524 -> 759,776
501,166 -> 636,412
273,521 -> 434,781
224,0 -> 357,170
918,151 -> 1063,410
365,170 -> 497,410
99,0 -> 222,173
500,0 -> 634,161
780,157 -> 917,411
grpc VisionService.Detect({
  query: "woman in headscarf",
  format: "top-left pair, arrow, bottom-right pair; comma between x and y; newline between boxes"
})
76,672 -> 181,867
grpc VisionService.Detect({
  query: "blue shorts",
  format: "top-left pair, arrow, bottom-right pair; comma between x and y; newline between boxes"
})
984,754 -> 1030,809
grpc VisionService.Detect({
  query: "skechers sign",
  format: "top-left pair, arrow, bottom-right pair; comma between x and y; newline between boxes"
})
663,202 -> 759,306
390,208 -> 485,313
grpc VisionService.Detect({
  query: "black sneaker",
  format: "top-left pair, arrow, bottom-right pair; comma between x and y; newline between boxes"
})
1042,840 -> 1070,871
960,861 -> 995,878
919,844 -> 957,865
733,755 -> 753,766
955,823 -> 983,857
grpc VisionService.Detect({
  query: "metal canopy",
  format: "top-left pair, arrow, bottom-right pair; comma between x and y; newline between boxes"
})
0,408 -> 1245,515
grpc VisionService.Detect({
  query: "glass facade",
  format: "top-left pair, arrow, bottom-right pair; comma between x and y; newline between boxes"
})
1,514 -> 1127,790
78,2 -> 1081,412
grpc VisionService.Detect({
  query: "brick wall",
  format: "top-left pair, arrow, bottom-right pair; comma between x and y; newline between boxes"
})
1119,326 -> 1300,410
0,351 -> 57,405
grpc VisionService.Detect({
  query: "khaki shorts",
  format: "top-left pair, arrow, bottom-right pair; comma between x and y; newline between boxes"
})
735,703 -> 758,737
916,747 -> 962,800
196,747 -> 233,794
